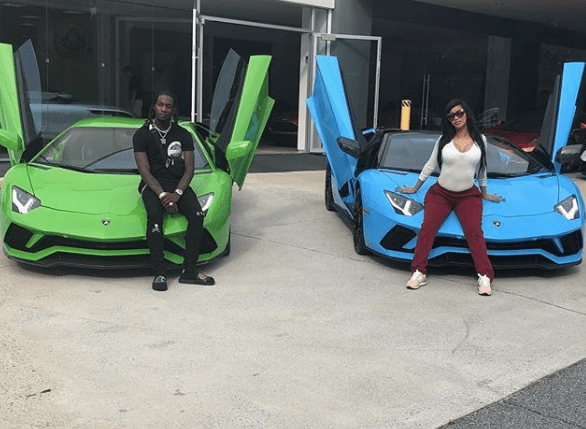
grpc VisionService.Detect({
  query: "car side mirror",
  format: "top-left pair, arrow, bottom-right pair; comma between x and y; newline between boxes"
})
225,140 -> 252,160
0,129 -> 22,152
556,143 -> 582,171
337,136 -> 360,158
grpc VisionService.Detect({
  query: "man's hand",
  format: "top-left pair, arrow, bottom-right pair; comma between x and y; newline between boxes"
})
160,192 -> 180,213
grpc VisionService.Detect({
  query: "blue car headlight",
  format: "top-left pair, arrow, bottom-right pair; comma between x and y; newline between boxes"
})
198,193 -> 214,215
12,186 -> 41,214
555,195 -> 579,220
385,190 -> 423,216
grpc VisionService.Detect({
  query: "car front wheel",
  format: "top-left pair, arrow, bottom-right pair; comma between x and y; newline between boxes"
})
353,187 -> 370,255
325,163 -> 336,212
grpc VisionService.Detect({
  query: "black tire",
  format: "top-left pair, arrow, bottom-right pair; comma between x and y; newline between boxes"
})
353,187 -> 370,255
325,163 -> 336,212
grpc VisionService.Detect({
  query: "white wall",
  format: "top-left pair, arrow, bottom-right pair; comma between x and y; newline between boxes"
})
278,0 -> 334,9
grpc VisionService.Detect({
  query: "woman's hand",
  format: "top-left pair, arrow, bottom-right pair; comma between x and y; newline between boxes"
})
483,193 -> 503,202
397,179 -> 423,194
397,186 -> 417,194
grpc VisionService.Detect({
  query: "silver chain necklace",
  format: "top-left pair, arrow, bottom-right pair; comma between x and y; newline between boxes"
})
153,122 -> 172,144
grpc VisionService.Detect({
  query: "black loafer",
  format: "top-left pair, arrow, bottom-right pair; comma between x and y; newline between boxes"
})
178,272 -> 215,286
152,275 -> 168,291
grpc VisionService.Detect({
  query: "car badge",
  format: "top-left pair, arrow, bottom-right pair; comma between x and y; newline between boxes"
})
102,219 -> 111,226
493,220 -> 501,227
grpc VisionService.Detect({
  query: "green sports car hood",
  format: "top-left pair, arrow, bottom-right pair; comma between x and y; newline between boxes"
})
25,164 -> 141,215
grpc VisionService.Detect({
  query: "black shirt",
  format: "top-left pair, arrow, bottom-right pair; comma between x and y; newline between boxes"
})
133,121 -> 195,186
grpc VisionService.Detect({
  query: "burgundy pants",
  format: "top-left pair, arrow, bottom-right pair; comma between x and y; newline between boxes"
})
411,183 -> 494,281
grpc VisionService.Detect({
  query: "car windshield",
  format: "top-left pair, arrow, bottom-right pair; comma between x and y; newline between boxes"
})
378,132 -> 548,177
33,127 -> 209,173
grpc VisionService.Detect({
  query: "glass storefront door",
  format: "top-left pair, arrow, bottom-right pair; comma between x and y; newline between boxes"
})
0,0 -> 194,143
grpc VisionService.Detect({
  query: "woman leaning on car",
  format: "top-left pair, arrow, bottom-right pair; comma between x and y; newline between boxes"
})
397,99 -> 502,296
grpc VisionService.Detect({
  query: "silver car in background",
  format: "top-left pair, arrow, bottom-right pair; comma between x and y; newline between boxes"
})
33,92 -> 135,140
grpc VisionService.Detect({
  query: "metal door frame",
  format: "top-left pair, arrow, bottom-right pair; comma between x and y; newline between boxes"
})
308,32 -> 382,153
116,5 -> 312,123
192,8 -> 313,123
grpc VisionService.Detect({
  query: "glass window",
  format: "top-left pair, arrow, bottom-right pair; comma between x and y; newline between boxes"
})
373,20 -> 488,130
0,0 -> 193,141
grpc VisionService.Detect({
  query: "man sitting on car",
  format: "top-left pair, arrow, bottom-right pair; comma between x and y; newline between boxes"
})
133,91 -> 215,291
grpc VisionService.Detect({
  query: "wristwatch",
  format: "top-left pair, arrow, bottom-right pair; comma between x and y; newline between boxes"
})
174,188 -> 184,197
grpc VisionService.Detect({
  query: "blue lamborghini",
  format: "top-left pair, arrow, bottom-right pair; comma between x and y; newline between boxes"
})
307,56 -> 584,269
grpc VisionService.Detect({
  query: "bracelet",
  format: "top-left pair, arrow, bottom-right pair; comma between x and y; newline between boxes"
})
174,188 -> 183,197
158,192 -> 166,199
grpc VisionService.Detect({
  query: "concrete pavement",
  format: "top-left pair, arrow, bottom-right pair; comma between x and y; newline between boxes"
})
0,160 -> 585,428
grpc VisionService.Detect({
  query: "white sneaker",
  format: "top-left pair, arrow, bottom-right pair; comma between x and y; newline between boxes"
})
407,270 -> 427,289
477,274 -> 492,296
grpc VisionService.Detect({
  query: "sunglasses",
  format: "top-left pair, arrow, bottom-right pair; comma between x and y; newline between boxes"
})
447,109 -> 466,121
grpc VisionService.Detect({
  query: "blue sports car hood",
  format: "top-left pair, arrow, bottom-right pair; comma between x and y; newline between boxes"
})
482,176 -> 560,217
381,170 -> 561,217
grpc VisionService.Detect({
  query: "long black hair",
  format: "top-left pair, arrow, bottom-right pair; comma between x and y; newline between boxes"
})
147,90 -> 179,122
437,99 -> 486,177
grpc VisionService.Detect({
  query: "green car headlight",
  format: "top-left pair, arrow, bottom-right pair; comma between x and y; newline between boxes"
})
198,193 -> 214,215
12,186 -> 41,214
555,195 -> 579,220
385,190 -> 423,216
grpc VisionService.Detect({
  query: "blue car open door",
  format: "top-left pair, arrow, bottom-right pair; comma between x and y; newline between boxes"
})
307,56 -> 358,206
537,61 -> 585,173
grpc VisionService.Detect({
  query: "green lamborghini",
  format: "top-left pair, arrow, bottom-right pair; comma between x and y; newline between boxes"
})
0,41 -> 274,269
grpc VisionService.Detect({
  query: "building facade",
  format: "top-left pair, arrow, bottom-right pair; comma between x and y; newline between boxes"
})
1,0 -> 585,151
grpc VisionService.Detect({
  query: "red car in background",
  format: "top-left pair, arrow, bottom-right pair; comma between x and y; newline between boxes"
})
266,100 -> 298,139
480,108 -> 586,170
482,109 -> 544,152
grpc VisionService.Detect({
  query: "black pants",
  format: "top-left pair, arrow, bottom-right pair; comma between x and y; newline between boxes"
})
141,185 -> 204,275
